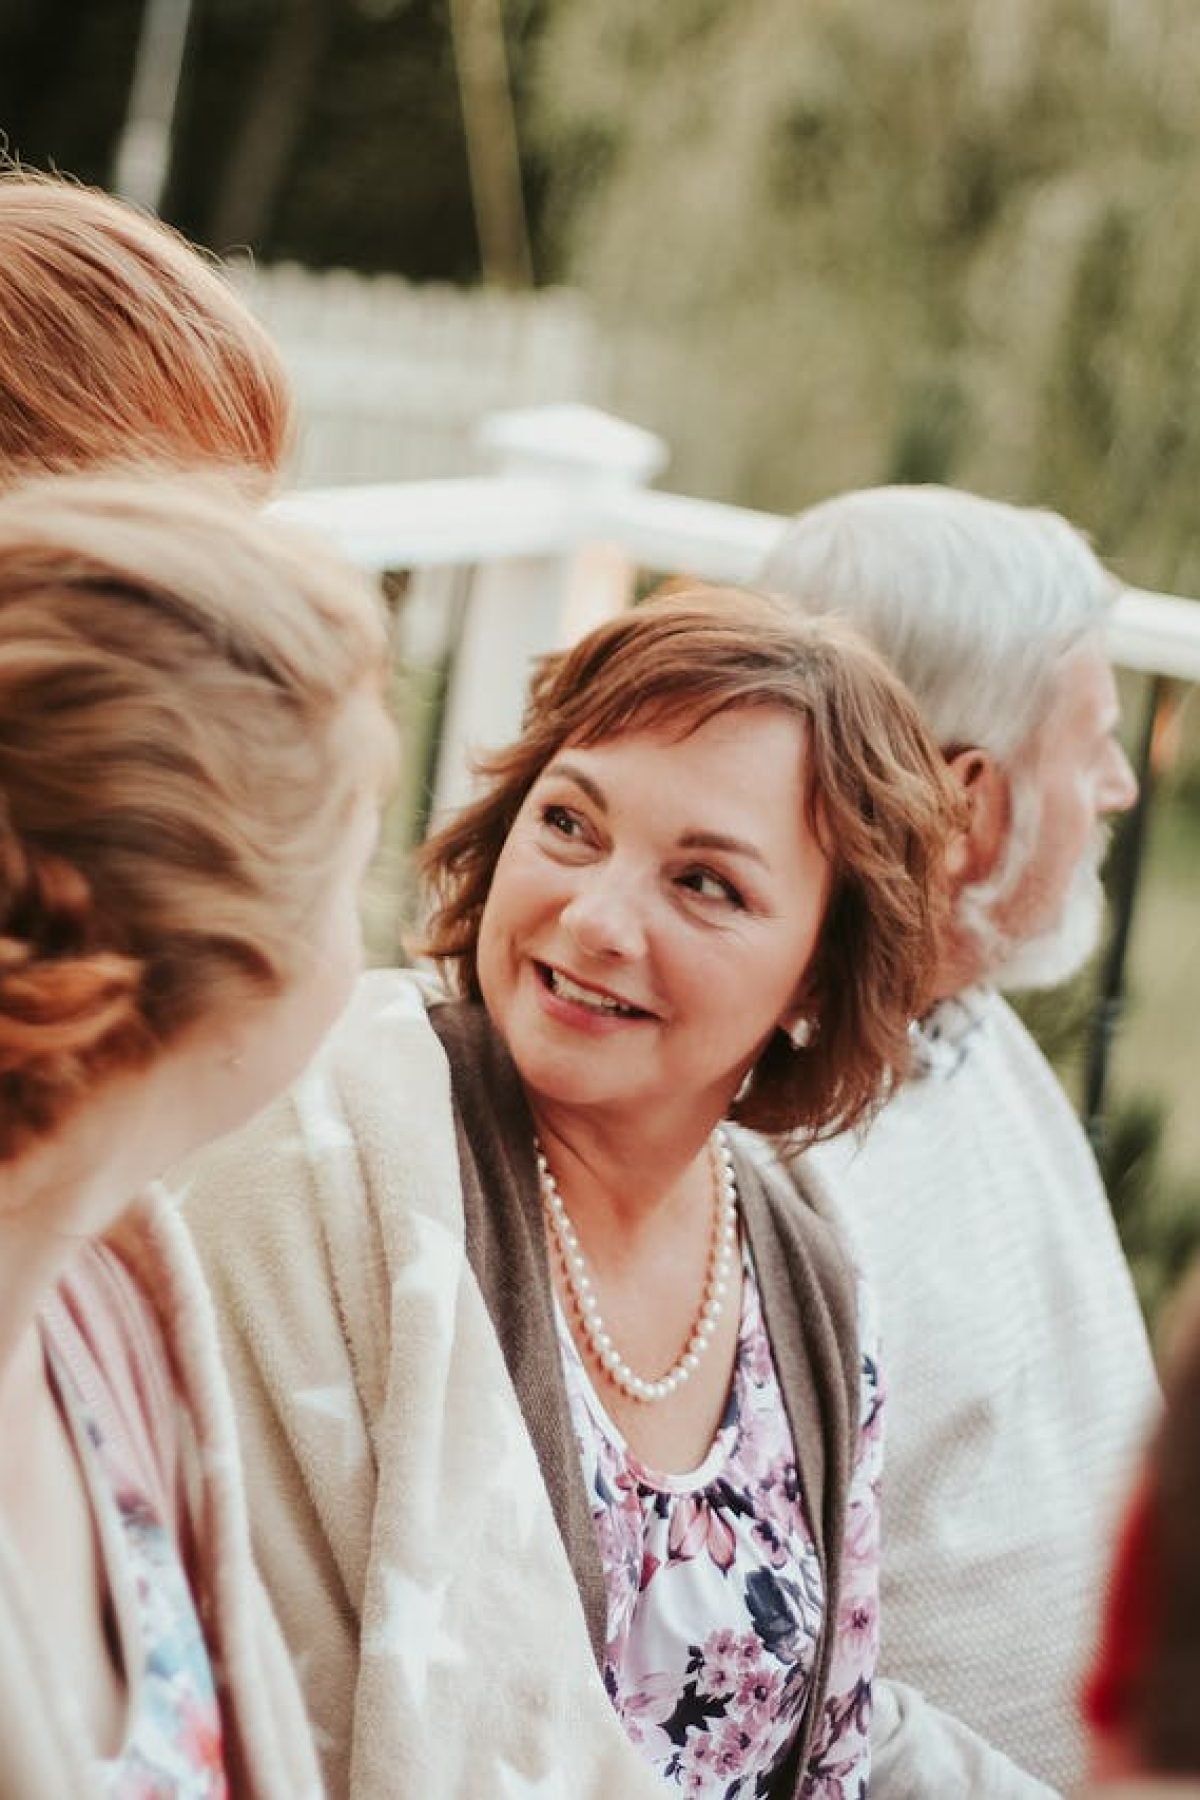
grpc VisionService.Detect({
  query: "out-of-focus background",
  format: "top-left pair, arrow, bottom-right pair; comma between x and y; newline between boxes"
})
2,0 -> 1198,1317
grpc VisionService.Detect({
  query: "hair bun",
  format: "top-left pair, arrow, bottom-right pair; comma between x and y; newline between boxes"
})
0,939 -> 142,1072
0,819 -> 147,1151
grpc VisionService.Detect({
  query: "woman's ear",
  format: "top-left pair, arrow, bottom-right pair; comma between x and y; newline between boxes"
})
944,747 -> 1011,890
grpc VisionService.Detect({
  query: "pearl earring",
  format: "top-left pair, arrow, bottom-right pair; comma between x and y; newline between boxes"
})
783,1014 -> 815,1051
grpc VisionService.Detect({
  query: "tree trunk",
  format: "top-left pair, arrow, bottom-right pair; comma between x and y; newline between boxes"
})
447,0 -> 533,288
112,0 -> 196,214
206,0 -> 336,253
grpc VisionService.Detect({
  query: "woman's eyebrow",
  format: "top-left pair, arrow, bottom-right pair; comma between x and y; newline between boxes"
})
679,829 -> 768,869
543,760 -> 607,810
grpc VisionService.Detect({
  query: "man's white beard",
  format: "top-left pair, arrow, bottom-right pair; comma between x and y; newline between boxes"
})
956,780 -> 1110,994
989,846 -> 1107,992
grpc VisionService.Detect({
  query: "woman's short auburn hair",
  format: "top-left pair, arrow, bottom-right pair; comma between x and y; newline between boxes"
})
420,583 -> 964,1141
0,170 -> 293,487
0,470 -> 393,1162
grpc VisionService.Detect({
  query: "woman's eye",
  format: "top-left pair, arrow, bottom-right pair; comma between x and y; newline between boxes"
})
539,802 -> 586,840
679,867 -> 744,907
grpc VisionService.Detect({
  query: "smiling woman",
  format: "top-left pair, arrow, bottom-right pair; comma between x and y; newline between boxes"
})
185,583 -> 964,1800
473,710 -> 830,1137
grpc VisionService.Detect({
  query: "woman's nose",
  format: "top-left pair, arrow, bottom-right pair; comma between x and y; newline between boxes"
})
560,869 -> 647,960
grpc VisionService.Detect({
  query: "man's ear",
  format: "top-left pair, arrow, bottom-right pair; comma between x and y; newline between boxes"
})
944,747 -> 1011,888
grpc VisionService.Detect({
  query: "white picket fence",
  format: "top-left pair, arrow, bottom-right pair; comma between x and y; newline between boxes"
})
230,262 -> 610,486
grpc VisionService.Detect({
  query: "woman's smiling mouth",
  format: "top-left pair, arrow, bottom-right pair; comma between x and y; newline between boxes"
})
536,962 -> 652,1019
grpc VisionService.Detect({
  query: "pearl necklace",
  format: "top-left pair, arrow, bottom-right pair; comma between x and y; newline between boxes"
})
536,1128 -> 739,1405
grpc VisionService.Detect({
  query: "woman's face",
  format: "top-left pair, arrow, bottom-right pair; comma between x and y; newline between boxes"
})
476,706 -> 831,1136
200,766 -> 384,1147
220,684 -> 395,1127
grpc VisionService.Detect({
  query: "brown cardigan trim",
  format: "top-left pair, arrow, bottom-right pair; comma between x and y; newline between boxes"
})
428,999 -> 860,1794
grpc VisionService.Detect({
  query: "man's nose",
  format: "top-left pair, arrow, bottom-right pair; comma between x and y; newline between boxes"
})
1102,743 -> 1139,816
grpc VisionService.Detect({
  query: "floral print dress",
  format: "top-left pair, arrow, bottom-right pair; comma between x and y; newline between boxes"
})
47,1349 -> 229,1798
557,1245 -> 882,1799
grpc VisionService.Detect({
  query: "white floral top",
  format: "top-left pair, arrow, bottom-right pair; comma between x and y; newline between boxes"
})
557,1247 -> 882,1799
48,1349 -> 229,1798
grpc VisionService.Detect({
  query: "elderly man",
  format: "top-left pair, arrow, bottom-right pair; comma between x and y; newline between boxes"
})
761,487 -> 1158,1799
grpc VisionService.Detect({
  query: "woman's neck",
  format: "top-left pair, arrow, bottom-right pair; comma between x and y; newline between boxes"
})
0,1059 -> 186,1388
528,1099 -> 720,1249
0,1153 -> 118,1392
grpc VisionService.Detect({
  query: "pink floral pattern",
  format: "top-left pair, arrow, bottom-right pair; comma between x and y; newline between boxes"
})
48,1354 -> 229,1798
558,1251 -> 882,1798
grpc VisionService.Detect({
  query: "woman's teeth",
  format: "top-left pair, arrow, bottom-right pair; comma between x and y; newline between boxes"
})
548,969 -> 638,1016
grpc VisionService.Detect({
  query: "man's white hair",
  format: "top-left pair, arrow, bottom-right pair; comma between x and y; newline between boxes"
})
760,484 -> 1119,762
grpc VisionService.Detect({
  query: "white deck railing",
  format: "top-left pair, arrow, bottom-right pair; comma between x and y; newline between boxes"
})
273,404 -> 1200,816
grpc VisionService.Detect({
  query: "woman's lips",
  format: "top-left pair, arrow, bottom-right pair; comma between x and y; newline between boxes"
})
535,961 -> 652,1020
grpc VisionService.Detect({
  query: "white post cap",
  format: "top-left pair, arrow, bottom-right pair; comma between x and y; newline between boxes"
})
475,404 -> 669,486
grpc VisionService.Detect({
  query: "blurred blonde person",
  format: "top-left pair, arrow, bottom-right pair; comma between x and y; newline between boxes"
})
0,472 -> 393,1796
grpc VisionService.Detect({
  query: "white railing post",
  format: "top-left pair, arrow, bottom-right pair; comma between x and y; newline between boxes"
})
430,404 -> 667,817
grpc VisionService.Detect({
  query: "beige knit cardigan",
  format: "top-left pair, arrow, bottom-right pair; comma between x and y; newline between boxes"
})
184,969 -> 667,1800
184,969 -> 862,1799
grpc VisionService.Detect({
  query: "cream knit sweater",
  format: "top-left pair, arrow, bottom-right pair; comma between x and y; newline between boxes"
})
804,988 -> 1158,1798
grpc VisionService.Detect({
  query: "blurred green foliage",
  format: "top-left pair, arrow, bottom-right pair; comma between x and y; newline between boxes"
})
530,0 -> 1200,596
1105,1093 -> 1200,1327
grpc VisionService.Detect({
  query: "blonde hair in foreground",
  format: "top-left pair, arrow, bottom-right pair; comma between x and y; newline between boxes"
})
0,169 -> 293,486
421,582 -> 964,1141
0,471 -> 394,1162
